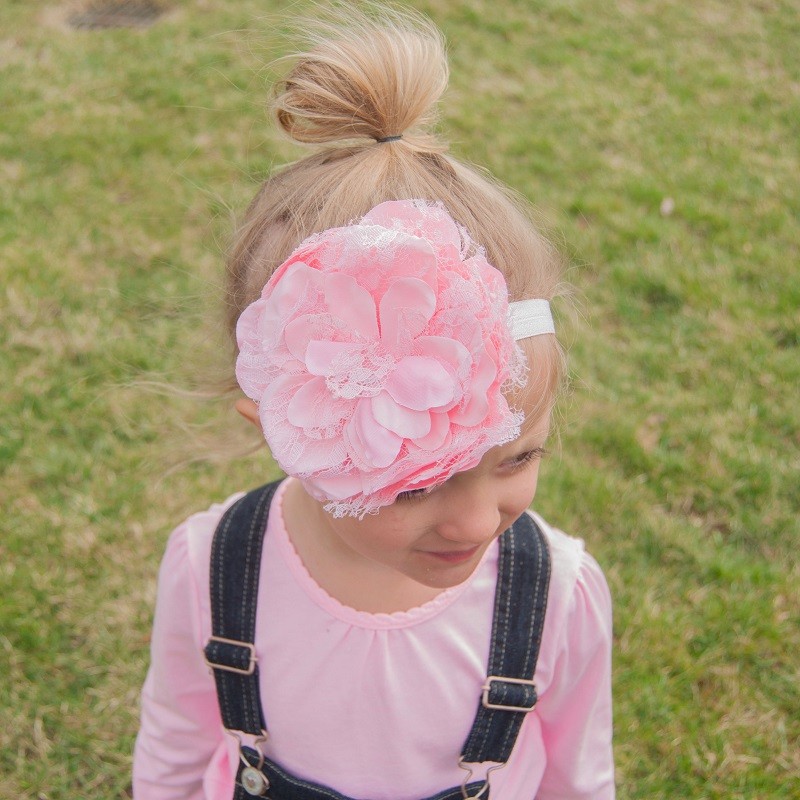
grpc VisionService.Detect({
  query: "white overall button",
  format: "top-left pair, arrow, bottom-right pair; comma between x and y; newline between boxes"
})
241,765 -> 269,796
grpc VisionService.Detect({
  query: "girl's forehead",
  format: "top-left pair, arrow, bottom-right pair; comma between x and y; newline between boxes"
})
506,359 -> 557,434
514,404 -> 552,446
488,390 -> 552,455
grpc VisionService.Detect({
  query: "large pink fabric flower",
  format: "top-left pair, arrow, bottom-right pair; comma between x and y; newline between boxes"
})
236,199 -> 526,517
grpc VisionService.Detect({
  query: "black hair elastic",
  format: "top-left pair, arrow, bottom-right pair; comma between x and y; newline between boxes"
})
376,134 -> 403,143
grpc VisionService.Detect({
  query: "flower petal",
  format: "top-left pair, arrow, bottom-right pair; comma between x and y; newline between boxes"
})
284,308 -> 360,362
449,350 -> 498,426
236,296 -> 265,351
330,220 -> 438,295
262,393 -> 348,476
322,272 -> 379,340
371,391 -> 432,439
309,473 -> 363,502
386,356 -> 456,411
265,261 -> 322,321
304,340 -> 365,377
283,315 -> 319,362
286,376 -> 352,433
368,233 -> 438,291
412,411 -> 451,451
260,371 -> 308,411
463,254 -> 506,297
344,400 -> 402,469
362,199 -> 462,253
379,277 -> 437,348
284,438 -> 347,474
414,336 -> 472,377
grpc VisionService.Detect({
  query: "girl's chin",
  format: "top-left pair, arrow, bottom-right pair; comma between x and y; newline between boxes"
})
411,548 -> 483,588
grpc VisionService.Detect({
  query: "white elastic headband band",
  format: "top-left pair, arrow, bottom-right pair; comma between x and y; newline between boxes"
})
508,298 -> 555,340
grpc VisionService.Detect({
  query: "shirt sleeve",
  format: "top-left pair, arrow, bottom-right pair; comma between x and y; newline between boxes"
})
536,551 -> 615,799
132,522 -> 223,800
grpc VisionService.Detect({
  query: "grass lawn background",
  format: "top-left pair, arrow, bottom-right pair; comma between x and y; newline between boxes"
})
1,0 -> 798,797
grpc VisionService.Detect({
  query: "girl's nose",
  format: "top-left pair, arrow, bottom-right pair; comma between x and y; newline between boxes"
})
434,481 -> 503,546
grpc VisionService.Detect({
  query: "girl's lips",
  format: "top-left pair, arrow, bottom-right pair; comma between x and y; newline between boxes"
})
420,546 -> 480,564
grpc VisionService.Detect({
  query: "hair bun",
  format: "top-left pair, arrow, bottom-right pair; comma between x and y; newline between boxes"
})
273,7 -> 448,148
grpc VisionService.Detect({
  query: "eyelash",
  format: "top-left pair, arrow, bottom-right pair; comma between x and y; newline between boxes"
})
395,486 -> 434,503
395,448 -> 548,502
508,447 -> 549,470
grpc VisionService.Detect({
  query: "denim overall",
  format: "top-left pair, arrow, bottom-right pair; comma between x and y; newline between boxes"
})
203,481 -> 551,800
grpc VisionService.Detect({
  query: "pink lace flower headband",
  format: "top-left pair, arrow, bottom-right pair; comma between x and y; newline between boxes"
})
236,199 -> 554,517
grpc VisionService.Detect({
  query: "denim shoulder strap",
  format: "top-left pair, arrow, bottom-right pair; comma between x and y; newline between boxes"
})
460,511 -> 552,765
203,480 -> 281,735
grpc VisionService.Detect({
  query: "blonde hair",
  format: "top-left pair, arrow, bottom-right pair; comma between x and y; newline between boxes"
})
225,5 -> 565,409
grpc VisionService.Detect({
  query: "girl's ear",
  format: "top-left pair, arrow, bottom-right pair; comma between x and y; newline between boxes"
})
235,398 -> 263,434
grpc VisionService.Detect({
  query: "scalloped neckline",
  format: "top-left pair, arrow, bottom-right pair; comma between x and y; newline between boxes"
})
272,479 -> 494,630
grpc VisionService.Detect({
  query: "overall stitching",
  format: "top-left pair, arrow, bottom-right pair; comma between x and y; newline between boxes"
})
494,528 -> 516,757
499,525 -> 542,757
472,526 -> 509,755
240,488 -> 270,732
213,504 -> 238,731
493,525 -> 515,756
472,522 -> 515,758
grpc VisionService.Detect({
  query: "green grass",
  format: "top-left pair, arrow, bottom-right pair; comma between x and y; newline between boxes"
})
1,0 -> 798,797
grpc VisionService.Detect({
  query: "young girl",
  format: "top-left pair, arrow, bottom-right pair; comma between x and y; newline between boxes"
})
133,8 -> 614,799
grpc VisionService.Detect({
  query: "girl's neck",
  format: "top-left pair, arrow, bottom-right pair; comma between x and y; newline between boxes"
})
281,479 -> 443,614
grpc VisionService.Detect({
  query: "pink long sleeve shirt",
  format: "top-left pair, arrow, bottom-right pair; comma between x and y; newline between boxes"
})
133,479 -> 615,799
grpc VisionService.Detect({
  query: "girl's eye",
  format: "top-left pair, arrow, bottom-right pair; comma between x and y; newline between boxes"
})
508,447 -> 548,471
395,487 -> 434,502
